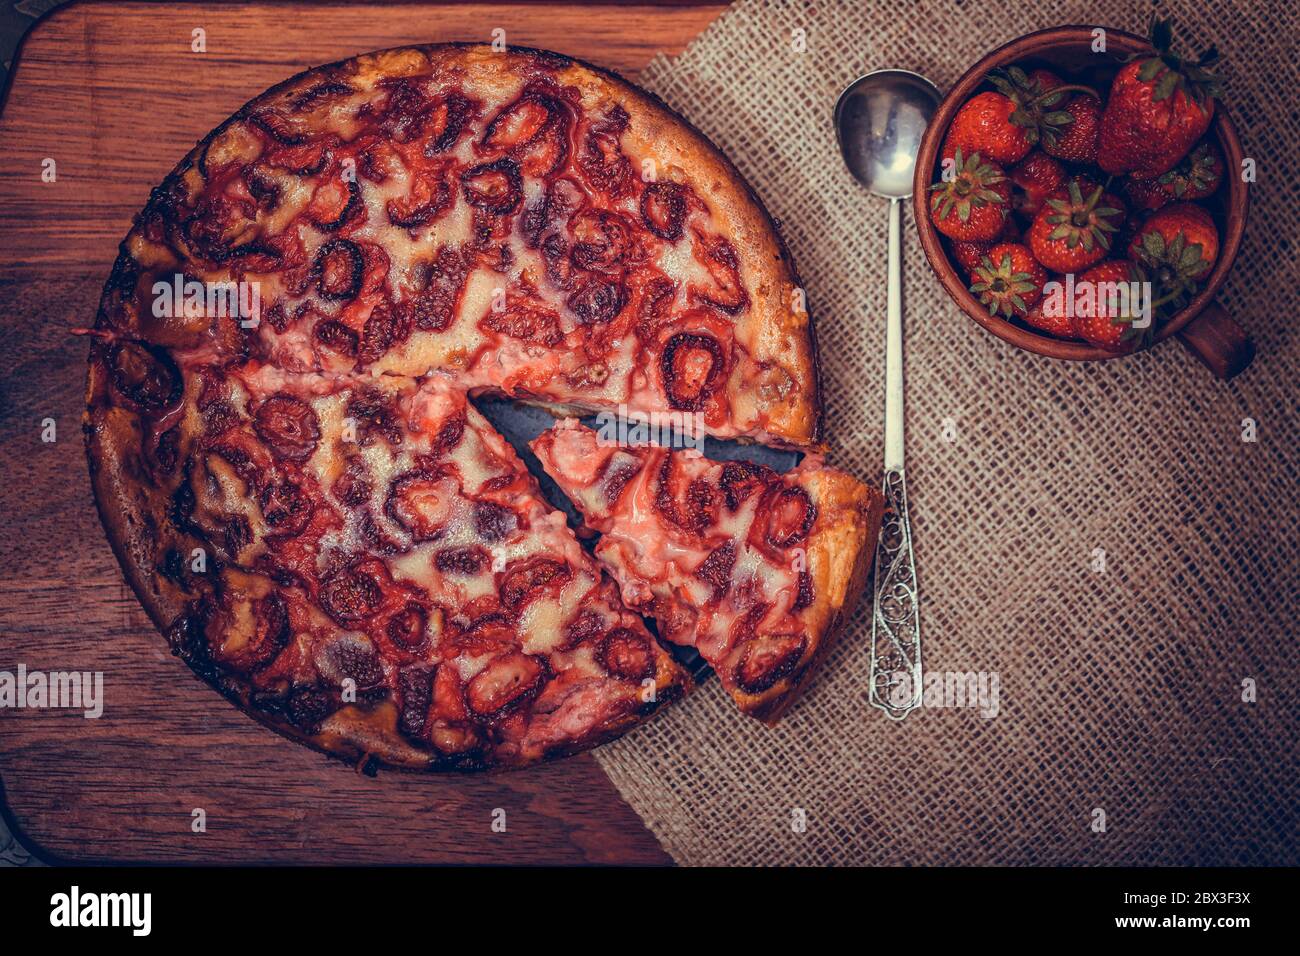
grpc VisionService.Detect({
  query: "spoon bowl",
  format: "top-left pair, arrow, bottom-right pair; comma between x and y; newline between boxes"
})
834,69 -> 941,199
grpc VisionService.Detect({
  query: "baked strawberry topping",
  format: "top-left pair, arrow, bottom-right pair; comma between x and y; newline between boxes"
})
661,331 -> 726,411
132,372 -> 687,765
252,395 -> 320,461
640,181 -> 688,240
532,419 -> 840,714
87,45 -> 843,769
108,46 -> 810,444
319,560 -> 386,625
106,341 -> 181,412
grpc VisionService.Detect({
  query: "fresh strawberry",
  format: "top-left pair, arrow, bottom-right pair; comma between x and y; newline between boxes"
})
969,242 -> 1047,319
929,148 -> 1011,242
951,240 -> 990,276
949,218 -> 1019,276
1127,202 -> 1219,311
942,92 -> 1033,165
1114,204 -> 1153,262
1022,68 -> 1064,93
1053,175 -> 1129,225
1097,18 -> 1221,177
985,67 -> 1103,151
1028,68 -> 1063,88
1009,152 -> 1066,218
1156,138 -> 1224,200
1041,93 -> 1103,165
1070,260 -> 1149,351
1027,178 -> 1126,272
1050,174 -> 1103,199
1122,175 -> 1171,212
1023,303 -> 1075,339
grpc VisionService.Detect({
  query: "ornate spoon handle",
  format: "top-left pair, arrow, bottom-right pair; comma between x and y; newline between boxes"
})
870,466 -> 921,718
869,198 -> 921,719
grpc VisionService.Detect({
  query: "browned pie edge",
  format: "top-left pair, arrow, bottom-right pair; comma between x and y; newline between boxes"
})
84,42 -> 825,771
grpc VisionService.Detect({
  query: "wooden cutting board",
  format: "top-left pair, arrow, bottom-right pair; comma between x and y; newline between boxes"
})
0,0 -> 724,865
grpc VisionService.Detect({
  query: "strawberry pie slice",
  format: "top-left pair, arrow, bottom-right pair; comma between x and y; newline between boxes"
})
533,419 -> 883,722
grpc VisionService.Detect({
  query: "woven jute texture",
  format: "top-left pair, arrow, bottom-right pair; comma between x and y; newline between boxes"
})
592,0 -> 1300,866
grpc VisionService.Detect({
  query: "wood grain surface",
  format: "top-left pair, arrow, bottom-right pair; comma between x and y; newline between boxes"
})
0,0 -> 724,865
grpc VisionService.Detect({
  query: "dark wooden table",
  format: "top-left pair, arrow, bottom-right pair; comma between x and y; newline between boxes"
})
0,0 -> 724,865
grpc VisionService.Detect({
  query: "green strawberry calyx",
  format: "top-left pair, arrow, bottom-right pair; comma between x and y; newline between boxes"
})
988,67 -> 1098,148
1043,181 -> 1122,253
930,148 -> 1006,224
1157,142 -> 1220,197
1132,226 -> 1211,314
970,251 -> 1039,319
1133,16 -> 1223,109
1109,262 -> 1156,346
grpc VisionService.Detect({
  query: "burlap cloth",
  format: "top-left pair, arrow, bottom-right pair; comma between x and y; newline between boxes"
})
591,0 -> 1300,865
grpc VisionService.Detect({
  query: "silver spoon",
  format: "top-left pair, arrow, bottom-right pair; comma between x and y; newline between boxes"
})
834,69 -> 939,720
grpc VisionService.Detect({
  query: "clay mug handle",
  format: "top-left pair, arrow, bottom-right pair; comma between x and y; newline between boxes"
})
1176,301 -> 1255,380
